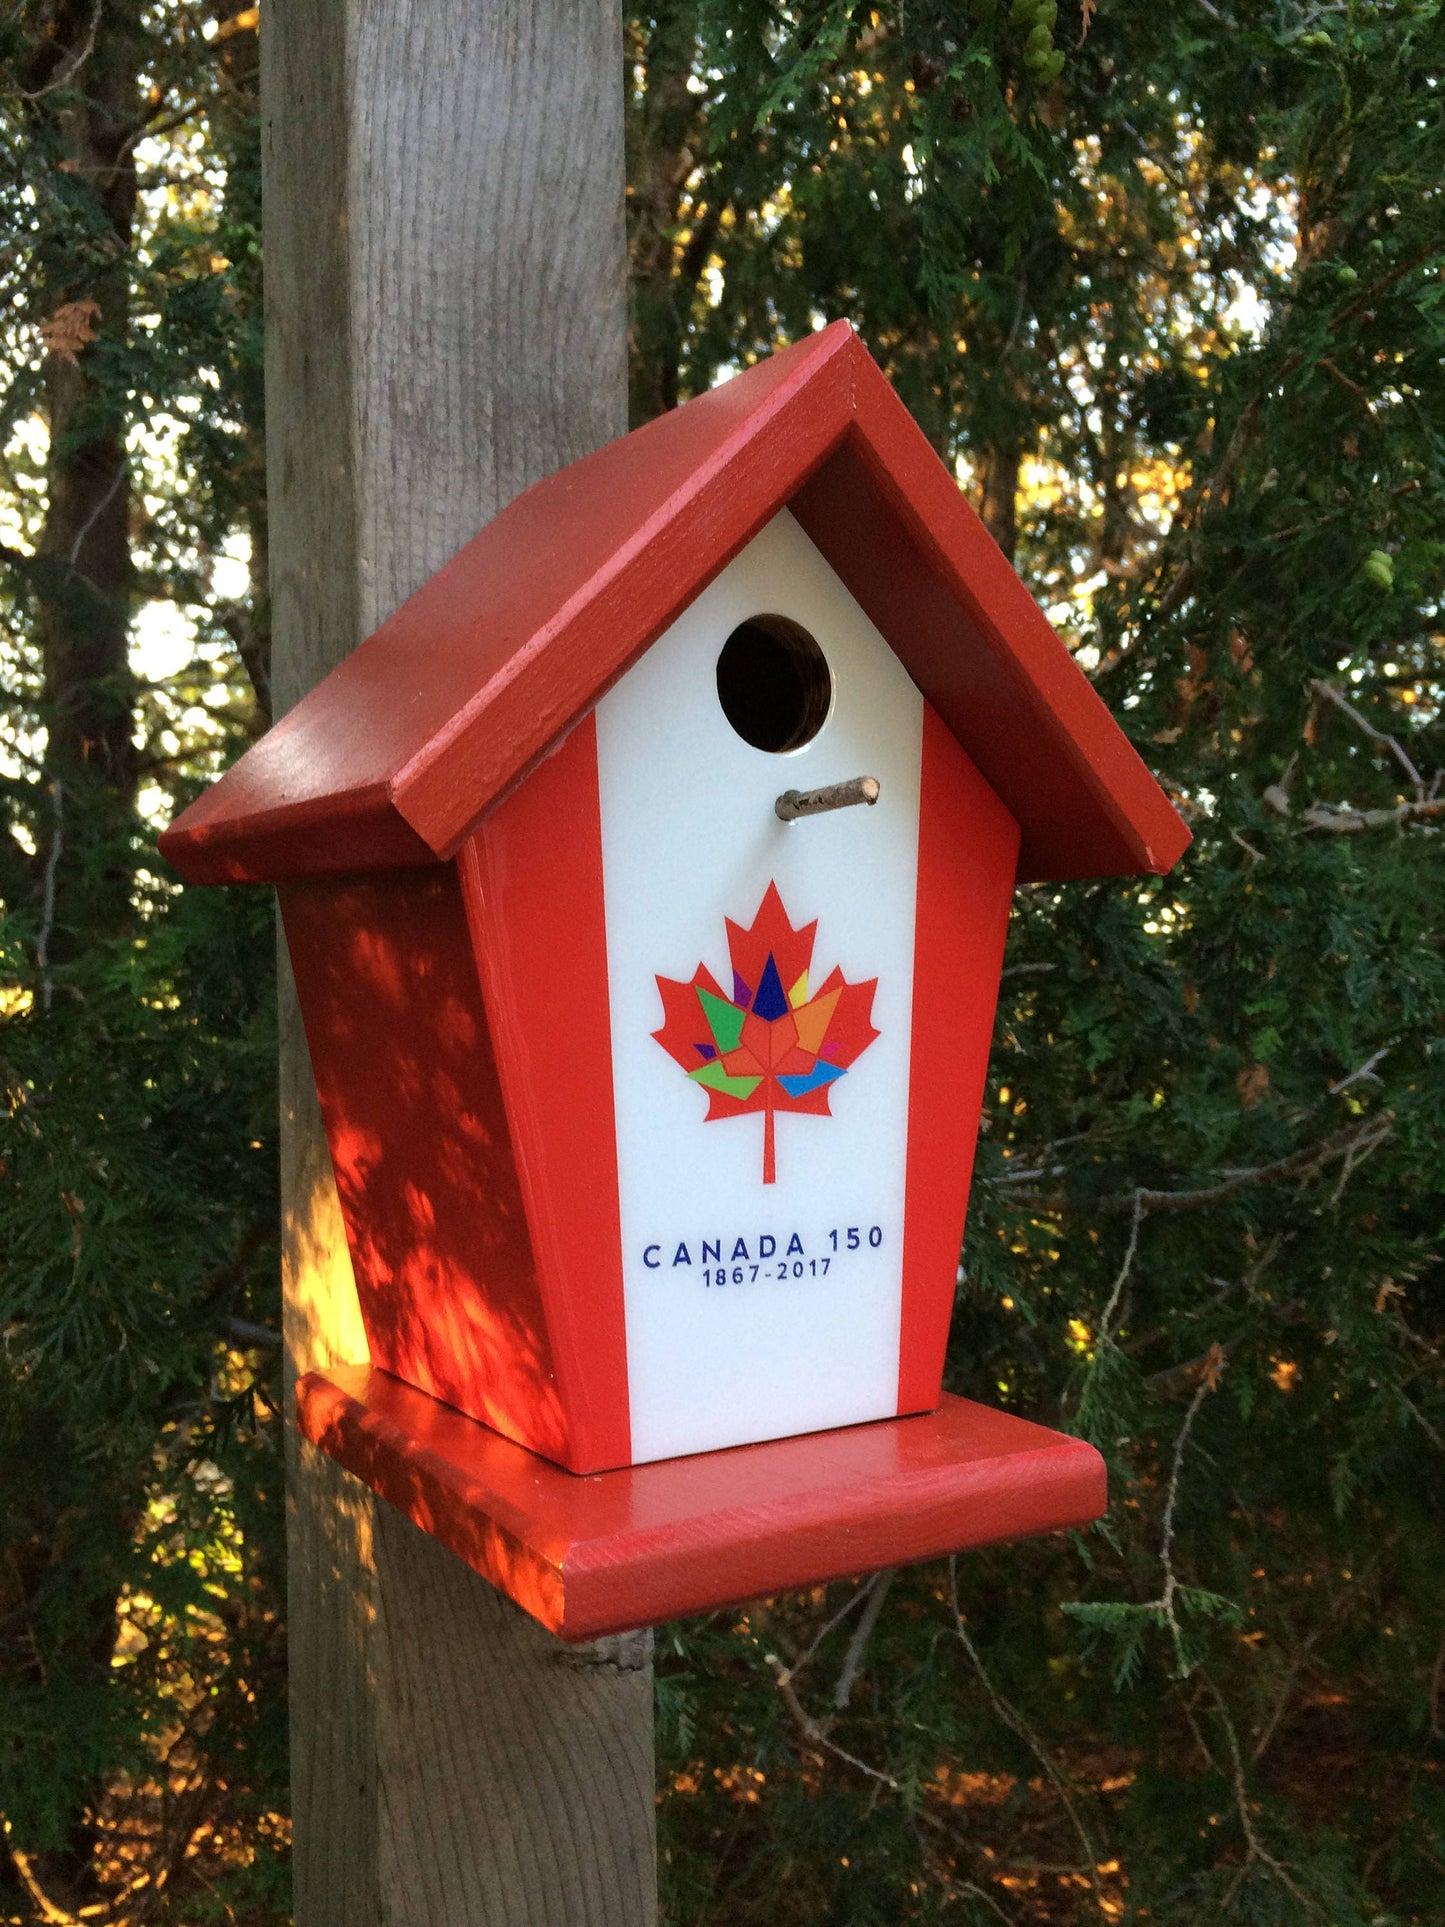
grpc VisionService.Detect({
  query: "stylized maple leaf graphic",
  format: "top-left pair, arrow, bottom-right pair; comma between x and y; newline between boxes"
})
652,881 -> 879,1184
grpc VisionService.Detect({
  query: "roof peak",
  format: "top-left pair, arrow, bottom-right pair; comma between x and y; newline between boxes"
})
161,326 -> 1186,887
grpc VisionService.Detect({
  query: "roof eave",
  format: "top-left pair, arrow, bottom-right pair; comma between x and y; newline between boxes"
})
159,322 -> 1189,889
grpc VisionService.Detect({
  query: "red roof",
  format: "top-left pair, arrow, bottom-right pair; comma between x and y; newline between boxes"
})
161,322 -> 1188,886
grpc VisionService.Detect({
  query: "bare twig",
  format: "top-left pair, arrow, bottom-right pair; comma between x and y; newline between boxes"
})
1203,1676 -> 1320,1914
778,1575 -> 879,1682
1397,1389 -> 1445,1453
16,0 -> 100,100
1263,750 -> 1297,816
1330,241 -> 1444,331
832,1568 -> 895,1711
1316,356 -> 1376,415
1148,1349 -> 1224,1675
1301,797 -> 1445,834
1178,1686 -> 1221,1773
1308,679 -> 1424,792
3,1840 -> 85,1925
36,778 -> 63,1012
64,462 -> 126,569
992,1161 -> 1070,1186
224,1317 -> 282,1350
765,1653 -> 900,1789
1151,387 -> 1272,622
1325,1116 -> 1390,1208
1246,1562 -> 1375,1768
947,1562 -> 1107,1914
1012,1114 -> 1393,1216
1096,1189 -> 1144,1348
1329,1042 -> 1396,1094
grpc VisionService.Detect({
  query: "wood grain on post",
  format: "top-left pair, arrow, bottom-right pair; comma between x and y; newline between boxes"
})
263,5 -> 655,1922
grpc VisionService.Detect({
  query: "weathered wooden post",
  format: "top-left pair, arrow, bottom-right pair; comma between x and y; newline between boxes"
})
262,6 -> 656,1921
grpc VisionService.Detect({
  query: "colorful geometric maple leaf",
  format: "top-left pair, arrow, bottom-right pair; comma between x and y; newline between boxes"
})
652,881 -> 879,1184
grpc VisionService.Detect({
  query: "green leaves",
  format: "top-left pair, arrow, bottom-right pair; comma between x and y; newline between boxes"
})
640,3 -> 1445,1918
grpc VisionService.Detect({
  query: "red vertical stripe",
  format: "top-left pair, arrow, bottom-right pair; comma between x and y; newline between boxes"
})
898,705 -> 1021,1415
460,716 -> 633,1472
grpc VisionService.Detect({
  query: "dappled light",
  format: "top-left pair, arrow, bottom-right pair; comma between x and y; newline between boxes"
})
280,866 -> 570,1464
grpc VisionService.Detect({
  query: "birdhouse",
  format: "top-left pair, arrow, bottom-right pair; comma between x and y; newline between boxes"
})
162,323 -> 1187,1637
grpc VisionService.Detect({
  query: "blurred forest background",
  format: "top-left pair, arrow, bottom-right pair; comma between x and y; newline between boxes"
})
1,1 -> 1443,1921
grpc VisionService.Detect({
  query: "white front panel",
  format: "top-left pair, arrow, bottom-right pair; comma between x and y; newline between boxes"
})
595,510 -> 924,1463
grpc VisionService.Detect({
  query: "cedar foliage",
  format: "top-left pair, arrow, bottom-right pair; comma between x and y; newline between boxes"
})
1,8 -> 285,1921
2,2 -> 1443,1921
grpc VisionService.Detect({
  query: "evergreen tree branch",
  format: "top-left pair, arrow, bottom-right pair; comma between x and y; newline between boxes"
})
947,1562 -> 1107,1916
1307,677 -> 1426,793
1301,797 -> 1445,834
1008,1114 -> 1393,1215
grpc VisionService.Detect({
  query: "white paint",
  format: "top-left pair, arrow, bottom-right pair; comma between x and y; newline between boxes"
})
595,509 -> 924,1463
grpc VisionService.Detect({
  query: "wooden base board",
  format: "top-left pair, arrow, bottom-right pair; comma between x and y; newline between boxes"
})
297,1365 -> 1106,1641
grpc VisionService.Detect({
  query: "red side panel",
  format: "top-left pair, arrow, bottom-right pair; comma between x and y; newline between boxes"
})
898,707 -> 1020,1415
461,715 -> 632,1474
278,867 -> 570,1463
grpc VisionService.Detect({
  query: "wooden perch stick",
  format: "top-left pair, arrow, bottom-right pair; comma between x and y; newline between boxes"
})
776,775 -> 881,822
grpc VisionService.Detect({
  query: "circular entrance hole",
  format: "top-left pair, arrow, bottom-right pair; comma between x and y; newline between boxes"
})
715,615 -> 832,753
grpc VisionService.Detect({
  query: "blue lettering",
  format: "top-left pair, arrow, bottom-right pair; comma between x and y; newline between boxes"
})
643,1245 -> 661,1269
732,1237 -> 750,1261
702,1239 -> 721,1265
759,1234 -> 776,1259
673,1243 -> 692,1267
786,1233 -> 804,1256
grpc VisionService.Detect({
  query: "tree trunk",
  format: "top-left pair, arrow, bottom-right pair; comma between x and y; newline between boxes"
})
264,4 -> 657,1922
975,440 -> 1021,562
27,1 -> 144,941
624,9 -> 726,424
5,11 -> 144,1897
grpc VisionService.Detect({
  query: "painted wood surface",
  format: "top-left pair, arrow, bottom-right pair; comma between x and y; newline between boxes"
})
899,706 -> 1021,1412
594,510 -> 926,1461
160,324 -> 1190,891
462,715 -> 635,1473
273,511 -> 1017,1475
298,1365 -> 1108,1642
278,863 -> 580,1464
263,3 -> 655,1923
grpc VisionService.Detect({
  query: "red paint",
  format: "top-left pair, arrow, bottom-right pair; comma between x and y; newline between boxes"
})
460,716 -> 633,1473
160,322 -> 1183,1591
160,323 -> 1188,891
278,866 -> 572,1462
298,1364 -> 1106,1641
790,404 -> 1184,883
898,708 -> 1020,1414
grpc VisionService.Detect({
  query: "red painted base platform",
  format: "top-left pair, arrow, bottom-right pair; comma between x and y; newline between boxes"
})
297,1366 -> 1106,1642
